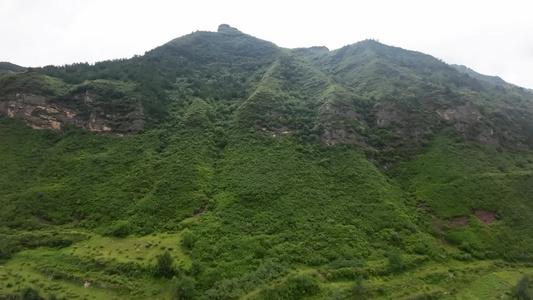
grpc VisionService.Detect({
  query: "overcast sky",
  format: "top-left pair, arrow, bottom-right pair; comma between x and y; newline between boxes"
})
1,0 -> 532,89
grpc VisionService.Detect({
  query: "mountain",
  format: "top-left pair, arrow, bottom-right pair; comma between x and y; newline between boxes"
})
0,62 -> 25,74
451,64 -> 508,86
1,25 -> 533,299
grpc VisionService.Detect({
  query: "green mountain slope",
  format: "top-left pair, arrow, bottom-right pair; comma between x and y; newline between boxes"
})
451,64 -> 508,86
0,62 -> 25,74
1,25 -> 533,299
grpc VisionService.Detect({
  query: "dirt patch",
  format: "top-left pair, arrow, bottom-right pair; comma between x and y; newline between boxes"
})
418,202 -> 444,233
316,270 -> 328,281
417,202 -> 431,213
448,216 -> 469,227
474,210 -> 497,226
71,213 -> 85,221
432,222 -> 444,233
417,202 -> 470,232
193,206 -> 206,217
35,214 -> 52,225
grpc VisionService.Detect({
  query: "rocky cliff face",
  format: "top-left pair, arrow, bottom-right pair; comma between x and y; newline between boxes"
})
0,92 -> 144,136
318,103 -> 366,146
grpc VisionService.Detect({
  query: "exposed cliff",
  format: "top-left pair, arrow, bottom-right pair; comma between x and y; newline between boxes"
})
0,73 -> 144,136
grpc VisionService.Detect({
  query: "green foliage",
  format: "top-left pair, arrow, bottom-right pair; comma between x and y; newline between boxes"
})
513,276 -> 532,300
0,230 -> 87,261
172,276 -> 196,300
260,274 -> 320,300
0,61 -> 25,74
387,249 -> 405,271
48,294 -> 58,300
392,136 -> 533,259
0,72 -> 68,97
21,286 -> 41,300
155,251 -> 175,278
351,276 -> 368,299
104,220 -> 133,238
181,229 -> 197,249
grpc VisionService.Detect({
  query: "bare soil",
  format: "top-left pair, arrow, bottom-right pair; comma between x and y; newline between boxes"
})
72,213 -> 85,221
418,202 -> 445,232
474,210 -> 497,226
448,216 -> 469,227
418,202 -> 470,232
193,205 -> 206,217
35,214 -> 51,225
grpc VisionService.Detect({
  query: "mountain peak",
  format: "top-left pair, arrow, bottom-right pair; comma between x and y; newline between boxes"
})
217,23 -> 241,33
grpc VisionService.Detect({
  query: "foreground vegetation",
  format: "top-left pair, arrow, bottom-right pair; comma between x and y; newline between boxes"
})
2,117 -> 533,299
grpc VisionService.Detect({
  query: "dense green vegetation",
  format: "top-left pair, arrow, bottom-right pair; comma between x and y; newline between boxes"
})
0,62 -> 25,74
1,25 -> 533,299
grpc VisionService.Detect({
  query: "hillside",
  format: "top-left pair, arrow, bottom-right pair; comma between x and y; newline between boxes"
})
1,25 -> 533,300
0,62 -> 25,74
450,64 -> 508,86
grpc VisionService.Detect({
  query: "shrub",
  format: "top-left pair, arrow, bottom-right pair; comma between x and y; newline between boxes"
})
513,276 -> 532,300
291,274 -> 320,296
181,229 -> 197,249
155,251 -> 175,278
387,249 -> 405,272
21,287 -> 41,300
172,276 -> 196,300
105,220 -> 132,238
260,274 -> 320,300
351,276 -> 367,299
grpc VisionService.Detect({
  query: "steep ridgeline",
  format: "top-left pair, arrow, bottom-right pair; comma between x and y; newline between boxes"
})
0,62 -> 25,74
451,64 -> 508,86
1,25 -> 533,300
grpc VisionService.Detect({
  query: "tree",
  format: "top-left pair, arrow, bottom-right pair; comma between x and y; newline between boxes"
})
351,276 -> 367,299
387,249 -> 405,272
181,229 -> 196,249
21,287 -> 41,300
513,276 -> 532,300
155,251 -> 175,278
172,276 -> 196,300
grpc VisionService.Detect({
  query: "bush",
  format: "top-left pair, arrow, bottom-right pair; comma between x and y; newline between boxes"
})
513,276 -> 532,300
181,229 -> 196,249
292,274 -> 320,296
387,249 -> 405,272
172,276 -> 196,300
260,274 -> 320,300
105,220 -> 132,238
155,251 -> 175,278
21,287 -> 41,300
351,276 -> 368,299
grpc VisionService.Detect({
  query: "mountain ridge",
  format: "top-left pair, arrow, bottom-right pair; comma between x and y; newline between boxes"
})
1,25 -> 533,299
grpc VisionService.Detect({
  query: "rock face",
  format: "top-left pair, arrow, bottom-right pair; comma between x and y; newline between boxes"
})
318,103 -> 366,146
321,127 -> 365,146
435,104 -> 499,147
435,104 -> 482,122
217,24 -> 231,32
0,92 -> 144,136
0,93 -> 77,131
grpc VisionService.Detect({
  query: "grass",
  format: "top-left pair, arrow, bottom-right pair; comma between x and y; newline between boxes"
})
0,231 -> 195,299
67,233 -> 192,268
